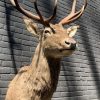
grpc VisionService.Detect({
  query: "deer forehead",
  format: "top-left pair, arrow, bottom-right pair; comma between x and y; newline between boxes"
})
50,24 -> 65,31
45,24 -> 68,35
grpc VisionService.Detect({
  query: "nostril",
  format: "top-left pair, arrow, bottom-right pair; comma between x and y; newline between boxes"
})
65,41 -> 70,45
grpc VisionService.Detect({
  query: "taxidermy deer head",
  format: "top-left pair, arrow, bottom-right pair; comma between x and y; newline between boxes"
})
10,0 -> 87,58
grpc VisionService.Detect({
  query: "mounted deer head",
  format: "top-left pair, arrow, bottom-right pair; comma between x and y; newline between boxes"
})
10,0 -> 87,58
5,0 -> 87,100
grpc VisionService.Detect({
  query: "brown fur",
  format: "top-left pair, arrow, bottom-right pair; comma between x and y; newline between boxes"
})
5,21 -> 78,100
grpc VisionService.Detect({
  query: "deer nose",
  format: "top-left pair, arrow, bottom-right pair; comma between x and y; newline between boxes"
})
65,41 -> 76,50
70,43 -> 76,50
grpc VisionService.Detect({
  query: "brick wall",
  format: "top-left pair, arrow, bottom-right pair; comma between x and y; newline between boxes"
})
0,0 -> 100,100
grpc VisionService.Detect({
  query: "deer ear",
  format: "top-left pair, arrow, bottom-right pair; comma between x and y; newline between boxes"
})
67,25 -> 79,37
23,16 -> 39,37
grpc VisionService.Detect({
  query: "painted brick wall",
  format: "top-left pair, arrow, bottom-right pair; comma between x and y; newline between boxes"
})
0,0 -> 100,100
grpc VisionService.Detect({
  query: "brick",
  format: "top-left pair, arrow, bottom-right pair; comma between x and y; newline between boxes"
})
0,81 -> 10,88
0,88 -> 7,95
2,61 -> 13,67
0,74 -> 14,81
0,67 -> 16,74
0,95 -> 5,100
0,29 -> 7,35
22,51 -> 32,57
0,54 -> 12,61
0,23 -> 4,29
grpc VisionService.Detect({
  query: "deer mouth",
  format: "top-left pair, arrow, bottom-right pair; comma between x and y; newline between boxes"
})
59,48 -> 75,52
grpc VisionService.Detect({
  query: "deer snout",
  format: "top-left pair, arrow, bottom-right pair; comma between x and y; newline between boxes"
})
64,38 -> 77,50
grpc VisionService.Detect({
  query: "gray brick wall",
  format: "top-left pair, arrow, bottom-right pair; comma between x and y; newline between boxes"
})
0,0 -> 100,100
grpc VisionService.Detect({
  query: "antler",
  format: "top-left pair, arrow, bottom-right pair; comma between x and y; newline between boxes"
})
10,0 -> 57,26
59,0 -> 87,25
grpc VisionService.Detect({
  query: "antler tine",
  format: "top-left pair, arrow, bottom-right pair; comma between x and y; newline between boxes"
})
71,0 -> 76,13
10,0 -> 46,24
59,0 -> 87,25
45,0 -> 58,23
10,0 -> 16,6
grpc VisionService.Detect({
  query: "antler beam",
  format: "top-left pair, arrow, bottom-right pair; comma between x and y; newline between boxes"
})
10,0 -> 41,21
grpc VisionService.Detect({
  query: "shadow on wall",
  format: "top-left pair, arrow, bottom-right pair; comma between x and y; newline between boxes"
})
91,3 -> 100,39
79,0 -> 100,98
79,20 -> 100,98
4,1 -> 18,74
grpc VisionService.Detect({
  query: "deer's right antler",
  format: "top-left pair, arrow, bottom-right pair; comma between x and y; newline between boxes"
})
10,0 -> 58,26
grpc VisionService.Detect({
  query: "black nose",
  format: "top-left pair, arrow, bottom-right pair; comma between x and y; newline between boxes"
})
70,43 -> 76,50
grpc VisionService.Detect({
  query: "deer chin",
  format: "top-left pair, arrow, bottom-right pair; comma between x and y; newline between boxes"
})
44,48 -> 75,58
61,50 -> 74,56
51,51 -> 74,58
60,49 -> 74,57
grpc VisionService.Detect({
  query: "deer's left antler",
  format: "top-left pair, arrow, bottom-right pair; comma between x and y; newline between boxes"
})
59,0 -> 87,25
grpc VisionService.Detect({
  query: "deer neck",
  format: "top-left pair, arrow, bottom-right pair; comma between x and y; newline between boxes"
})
30,43 -> 61,85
